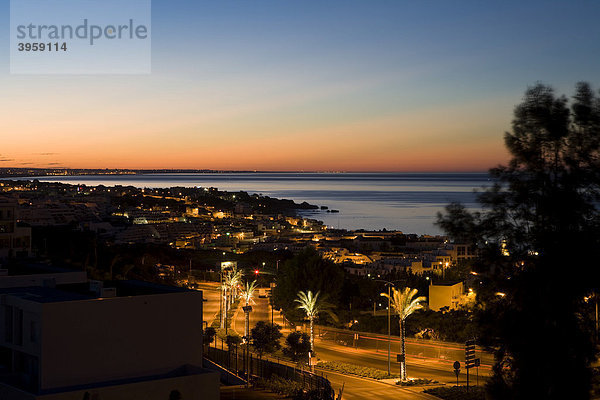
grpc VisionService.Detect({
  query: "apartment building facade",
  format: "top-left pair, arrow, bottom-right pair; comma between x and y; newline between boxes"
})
0,273 -> 218,400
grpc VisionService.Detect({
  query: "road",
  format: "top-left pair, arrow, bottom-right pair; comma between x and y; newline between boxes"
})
232,296 -> 274,336
317,368 -> 438,400
314,340 -> 486,386
196,282 -> 221,325
317,326 -> 494,370
199,283 -> 487,399
231,293 -> 489,384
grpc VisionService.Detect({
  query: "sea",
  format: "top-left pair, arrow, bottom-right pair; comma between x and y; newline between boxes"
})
22,173 -> 492,235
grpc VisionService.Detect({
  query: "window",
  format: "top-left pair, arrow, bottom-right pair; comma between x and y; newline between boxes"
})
15,309 -> 23,346
3,305 -> 13,343
13,351 -> 39,391
30,321 -> 38,343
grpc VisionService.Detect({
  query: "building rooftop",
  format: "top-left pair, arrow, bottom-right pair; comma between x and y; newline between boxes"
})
2,263 -> 80,276
430,280 -> 463,287
55,280 -> 194,299
0,265 -> 195,303
0,286 -> 94,303
114,279 -> 193,295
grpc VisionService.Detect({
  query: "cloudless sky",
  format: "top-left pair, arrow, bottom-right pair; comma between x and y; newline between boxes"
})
1,0 -> 599,171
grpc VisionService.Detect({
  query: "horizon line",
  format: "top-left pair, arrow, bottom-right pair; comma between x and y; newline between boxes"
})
0,167 -> 491,174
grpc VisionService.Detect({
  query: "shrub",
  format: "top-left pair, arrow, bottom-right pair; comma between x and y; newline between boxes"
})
397,378 -> 437,386
225,334 -> 242,350
292,388 -> 329,400
592,367 -> 600,398
316,361 -> 397,380
251,321 -> 282,356
283,331 -> 311,362
203,326 -> 217,346
350,309 -> 479,343
423,386 -> 485,400
256,375 -> 303,397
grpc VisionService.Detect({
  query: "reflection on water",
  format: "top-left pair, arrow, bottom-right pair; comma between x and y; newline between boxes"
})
28,173 -> 491,235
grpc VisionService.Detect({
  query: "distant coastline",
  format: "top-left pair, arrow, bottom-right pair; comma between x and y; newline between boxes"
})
0,168 -> 255,178
0,167 -> 488,178
3,172 -> 490,234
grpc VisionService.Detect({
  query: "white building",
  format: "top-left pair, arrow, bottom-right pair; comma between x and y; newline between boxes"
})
428,281 -> 465,311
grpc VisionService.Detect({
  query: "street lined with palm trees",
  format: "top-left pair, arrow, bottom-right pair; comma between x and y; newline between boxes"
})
209,282 -> 490,399
227,293 -> 440,400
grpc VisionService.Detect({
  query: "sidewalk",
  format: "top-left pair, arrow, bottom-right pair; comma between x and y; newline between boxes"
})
221,386 -> 283,399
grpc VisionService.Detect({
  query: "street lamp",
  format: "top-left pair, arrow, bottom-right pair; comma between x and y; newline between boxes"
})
220,268 -> 225,329
375,279 -> 399,377
270,295 -> 274,326
243,305 -> 253,341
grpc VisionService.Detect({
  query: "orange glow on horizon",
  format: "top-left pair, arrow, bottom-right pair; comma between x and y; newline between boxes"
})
0,76 -> 513,172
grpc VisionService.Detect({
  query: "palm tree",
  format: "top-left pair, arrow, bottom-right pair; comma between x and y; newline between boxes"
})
231,268 -> 243,303
240,280 -> 258,339
381,287 -> 426,381
240,280 -> 258,306
223,267 -> 242,310
220,266 -> 242,329
295,290 -> 338,355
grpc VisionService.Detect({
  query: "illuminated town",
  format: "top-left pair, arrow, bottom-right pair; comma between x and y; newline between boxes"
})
1,1 -> 599,400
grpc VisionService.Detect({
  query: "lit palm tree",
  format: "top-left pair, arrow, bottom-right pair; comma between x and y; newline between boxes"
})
224,267 -> 242,309
381,287 -> 426,381
231,268 -> 243,299
240,280 -> 258,339
220,266 -> 242,328
295,290 -> 338,354
240,280 -> 258,306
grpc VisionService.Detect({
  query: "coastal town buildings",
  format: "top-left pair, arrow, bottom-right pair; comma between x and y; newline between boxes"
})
1,179 -> 479,313
1,179 -> 476,279
0,198 -> 31,260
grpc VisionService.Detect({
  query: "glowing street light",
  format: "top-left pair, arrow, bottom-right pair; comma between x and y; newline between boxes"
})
375,279 -> 400,377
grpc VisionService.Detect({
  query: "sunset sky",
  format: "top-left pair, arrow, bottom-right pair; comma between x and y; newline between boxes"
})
1,0 -> 599,171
